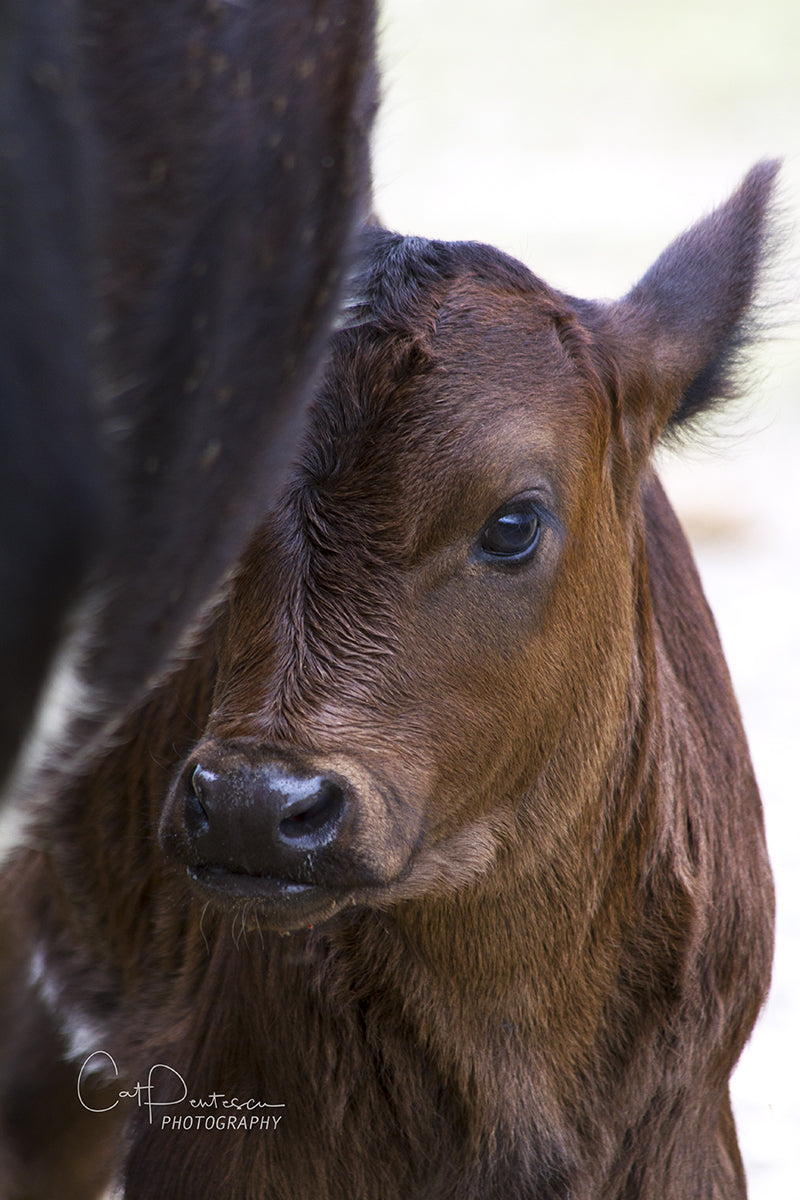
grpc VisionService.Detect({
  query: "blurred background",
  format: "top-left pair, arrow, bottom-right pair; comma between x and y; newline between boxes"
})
373,0 -> 799,1192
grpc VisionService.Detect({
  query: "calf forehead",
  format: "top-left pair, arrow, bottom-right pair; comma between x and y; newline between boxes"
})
429,285 -> 603,484
301,278 -> 608,554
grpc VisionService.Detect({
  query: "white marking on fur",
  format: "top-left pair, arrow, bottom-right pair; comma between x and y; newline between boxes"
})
28,943 -> 110,1066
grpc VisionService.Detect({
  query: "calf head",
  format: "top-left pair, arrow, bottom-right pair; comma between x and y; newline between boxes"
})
159,163 -> 777,930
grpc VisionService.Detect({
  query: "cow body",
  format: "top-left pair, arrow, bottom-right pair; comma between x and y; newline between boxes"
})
0,165 -> 776,1198
0,0 -> 376,803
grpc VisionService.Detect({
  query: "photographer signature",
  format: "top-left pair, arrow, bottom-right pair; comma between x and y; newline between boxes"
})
77,1051 -> 285,1127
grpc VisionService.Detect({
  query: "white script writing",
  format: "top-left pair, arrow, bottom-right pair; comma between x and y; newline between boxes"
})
77,1051 -> 285,1128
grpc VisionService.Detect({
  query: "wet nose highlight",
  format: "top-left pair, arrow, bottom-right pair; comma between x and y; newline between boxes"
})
185,764 -> 213,836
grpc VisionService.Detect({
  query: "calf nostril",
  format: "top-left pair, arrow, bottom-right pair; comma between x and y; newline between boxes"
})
184,764 -> 211,837
278,779 -> 344,843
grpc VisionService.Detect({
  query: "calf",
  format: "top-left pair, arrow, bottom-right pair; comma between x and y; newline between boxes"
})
0,163 -> 776,1199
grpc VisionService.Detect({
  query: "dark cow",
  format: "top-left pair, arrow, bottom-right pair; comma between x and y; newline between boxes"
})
0,0 -> 376,804
0,163 -> 776,1198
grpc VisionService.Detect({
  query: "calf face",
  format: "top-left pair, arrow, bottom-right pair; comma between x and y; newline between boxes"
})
159,162 -> 777,940
160,275 -> 631,928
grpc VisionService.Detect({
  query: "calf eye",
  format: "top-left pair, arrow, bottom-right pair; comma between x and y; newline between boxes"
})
477,500 -> 542,564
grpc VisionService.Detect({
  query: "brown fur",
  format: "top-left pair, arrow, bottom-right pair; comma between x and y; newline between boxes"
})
0,164 -> 776,1198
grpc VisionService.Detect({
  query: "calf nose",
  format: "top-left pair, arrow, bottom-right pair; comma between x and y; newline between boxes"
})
183,759 -> 347,880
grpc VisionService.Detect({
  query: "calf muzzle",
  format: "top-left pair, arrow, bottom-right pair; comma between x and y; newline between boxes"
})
188,755 -> 346,866
158,740 -> 414,928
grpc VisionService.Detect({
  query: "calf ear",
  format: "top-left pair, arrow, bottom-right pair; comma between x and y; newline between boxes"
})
598,160 -> 779,461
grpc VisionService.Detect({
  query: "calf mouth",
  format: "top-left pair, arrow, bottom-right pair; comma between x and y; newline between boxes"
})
184,863 -> 356,930
179,840 -> 403,932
